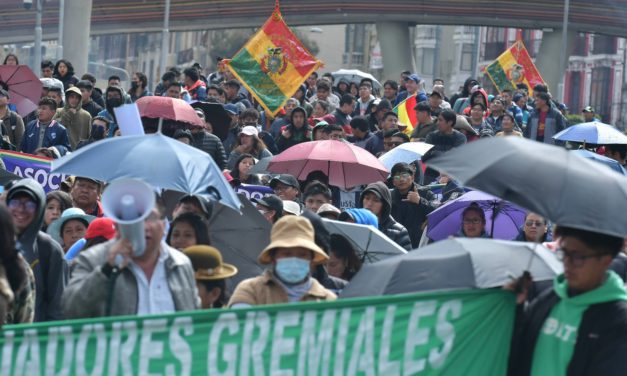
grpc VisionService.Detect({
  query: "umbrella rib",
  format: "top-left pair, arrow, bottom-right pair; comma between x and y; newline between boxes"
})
2,66 -> 20,84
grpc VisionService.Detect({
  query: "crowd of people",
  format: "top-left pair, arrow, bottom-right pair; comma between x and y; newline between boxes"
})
0,52 -> 626,375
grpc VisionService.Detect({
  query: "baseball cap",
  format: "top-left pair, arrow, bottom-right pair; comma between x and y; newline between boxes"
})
405,74 -> 421,83
239,125 -> 259,137
269,174 -> 300,190
74,176 -> 102,187
282,200 -> 302,216
224,104 -> 239,115
582,106 -> 595,113
85,217 -> 116,240
252,194 -> 283,217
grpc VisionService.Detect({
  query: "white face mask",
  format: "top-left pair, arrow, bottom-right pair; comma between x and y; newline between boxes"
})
274,257 -> 310,284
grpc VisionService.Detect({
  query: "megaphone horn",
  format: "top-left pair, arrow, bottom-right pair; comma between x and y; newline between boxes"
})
102,179 -> 156,258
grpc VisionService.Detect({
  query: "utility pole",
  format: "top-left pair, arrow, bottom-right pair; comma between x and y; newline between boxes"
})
160,0 -> 171,75
34,0 -> 42,74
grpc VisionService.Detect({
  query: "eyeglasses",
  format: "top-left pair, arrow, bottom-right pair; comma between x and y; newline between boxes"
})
8,199 -> 37,213
463,218 -> 483,225
392,173 -> 412,181
555,248 -> 604,267
525,220 -> 545,227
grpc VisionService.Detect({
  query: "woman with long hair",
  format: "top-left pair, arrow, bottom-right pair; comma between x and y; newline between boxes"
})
42,191 -> 73,232
328,234 -> 362,281
2,53 -> 18,65
226,125 -> 272,170
53,59 -> 79,90
166,212 -> 211,251
230,153 -> 261,185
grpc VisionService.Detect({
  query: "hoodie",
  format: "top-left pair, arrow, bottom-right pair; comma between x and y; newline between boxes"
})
98,86 -> 125,137
342,208 -> 379,228
530,271 -> 627,376
359,182 -> 412,250
54,86 -> 92,149
8,179 -> 67,321
276,107 -> 312,152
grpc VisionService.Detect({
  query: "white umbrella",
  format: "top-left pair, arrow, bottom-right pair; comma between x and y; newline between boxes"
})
378,142 -> 434,170
332,69 -> 382,91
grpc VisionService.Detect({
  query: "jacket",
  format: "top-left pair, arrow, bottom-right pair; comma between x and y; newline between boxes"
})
276,107 -> 312,152
509,272 -> 627,376
20,119 -> 71,155
390,183 -> 438,248
410,121 -> 437,141
424,129 -> 467,154
54,87 -> 92,150
360,182 -> 412,251
524,106 -> 566,144
192,130 -> 227,170
4,253 -> 35,324
186,80 -> 207,101
0,110 -> 25,149
227,148 -> 272,171
82,100 -> 103,118
9,179 -> 67,322
62,240 -> 199,318
228,270 -> 336,307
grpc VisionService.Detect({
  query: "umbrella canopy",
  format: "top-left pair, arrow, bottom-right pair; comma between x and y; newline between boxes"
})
190,101 -> 231,141
136,96 -> 204,128
378,142 -> 434,170
553,121 -> 627,145
249,156 -> 273,175
0,65 -> 43,117
332,69 -> 382,91
427,191 -> 527,241
51,133 -> 241,211
428,137 -> 627,238
0,168 -> 21,186
268,140 -> 388,189
208,195 -> 270,292
322,219 -> 407,263
340,238 -> 562,298
572,149 -> 627,175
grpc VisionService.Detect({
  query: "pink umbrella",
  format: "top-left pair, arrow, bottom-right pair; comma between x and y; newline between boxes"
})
0,65 -> 43,117
268,140 -> 389,189
136,96 -> 204,128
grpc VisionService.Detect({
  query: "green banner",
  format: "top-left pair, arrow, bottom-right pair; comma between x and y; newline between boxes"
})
0,289 -> 514,375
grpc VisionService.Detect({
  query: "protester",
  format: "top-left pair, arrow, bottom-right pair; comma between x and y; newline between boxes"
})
269,174 -> 301,201
228,216 -> 336,307
514,213 -> 551,243
353,82 -> 375,116
457,203 -> 488,238
172,194 -> 211,219
524,92 -> 566,144
0,88 -> 25,150
62,198 -> 199,317
42,190 -> 73,232
253,194 -> 283,224
227,125 -> 272,170
46,208 -> 94,253
53,87 -> 92,150
316,203 -> 341,220
76,116 -> 109,149
21,97 -> 71,155
229,153 -> 261,185
53,59 -> 79,90
582,106 -> 595,122
184,67 -> 207,101
276,107 -> 311,152
75,80 -> 103,118
98,86 -> 125,137
328,233 -> 361,281
338,208 -> 379,227
183,245 -> 237,309
166,212 -> 211,251
129,72 -> 152,102
3,53 -> 19,65
410,101 -> 436,141
303,181 -> 332,213
6,179 -> 67,322
496,112 -> 523,137
348,116 -> 373,149
70,177 -> 104,217
424,109 -> 467,154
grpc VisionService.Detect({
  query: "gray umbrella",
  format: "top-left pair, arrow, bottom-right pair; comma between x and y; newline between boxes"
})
340,238 -> 562,298
249,156 -> 273,175
427,137 -> 627,238
208,194 -> 271,292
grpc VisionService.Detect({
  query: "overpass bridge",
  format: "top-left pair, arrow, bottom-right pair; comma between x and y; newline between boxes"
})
2,0 -> 627,91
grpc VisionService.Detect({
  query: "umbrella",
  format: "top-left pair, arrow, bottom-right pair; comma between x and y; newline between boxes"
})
136,96 -> 204,128
0,65 -> 43,117
553,121 -> 627,145
572,149 -> 627,175
208,194 -> 271,292
249,156 -> 273,175
51,133 -> 241,211
427,191 -> 527,241
268,140 -> 388,189
0,168 -> 21,186
428,136 -> 627,238
332,69 -> 382,91
322,219 -> 407,263
340,238 -> 562,298
190,101 -> 231,141
378,142 -> 434,170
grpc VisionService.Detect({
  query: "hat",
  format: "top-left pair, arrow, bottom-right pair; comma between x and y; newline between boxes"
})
282,200 -> 301,216
46,208 -> 95,245
224,104 -> 239,115
512,93 -> 524,103
84,217 -> 116,240
582,106 -> 595,113
405,74 -> 421,83
183,245 -> 238,280
258,216 -> 329,265
430,85 -> 445,98
269,174 -> 299,190
75,80 -> 93,90
317,203 -> 341,219
253,194 -> 283,217
74,176 -> 102,187
239,125 -> 259,137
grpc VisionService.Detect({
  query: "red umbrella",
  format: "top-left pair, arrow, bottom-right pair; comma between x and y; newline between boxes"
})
268,140 -> 389,189
135,96 -> 204,128
0,65 -> 43,117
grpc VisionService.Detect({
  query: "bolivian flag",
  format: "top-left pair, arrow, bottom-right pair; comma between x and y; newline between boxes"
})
393,94 -> 417,135
226,7 -> 322,116
485,40 -> 545,93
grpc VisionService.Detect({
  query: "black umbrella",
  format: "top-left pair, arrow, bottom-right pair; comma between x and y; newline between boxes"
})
340,238 -> 562,298
191,101 -> 231,141
0,169 -> 21,186
428,137 -> 627,238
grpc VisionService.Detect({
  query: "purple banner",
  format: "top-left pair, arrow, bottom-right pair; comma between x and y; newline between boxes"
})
0,151 -> 68,192
236,184 -> 274,201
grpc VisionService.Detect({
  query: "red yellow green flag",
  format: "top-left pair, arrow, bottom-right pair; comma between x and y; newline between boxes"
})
485,40 -> 545,93
393,94 -> 417,135
225,6 -> 323,116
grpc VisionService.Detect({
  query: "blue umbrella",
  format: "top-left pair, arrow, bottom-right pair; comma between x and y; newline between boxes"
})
572,149 -> 627,175
553,121 -> 627,144
51,133 -> 241,211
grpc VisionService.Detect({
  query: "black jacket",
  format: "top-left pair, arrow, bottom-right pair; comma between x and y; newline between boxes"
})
192,131 -> 227,170
509,288 -> 627,376
82,100 -> 103,118
390,183 -> 438,248
360,182 -> 412,251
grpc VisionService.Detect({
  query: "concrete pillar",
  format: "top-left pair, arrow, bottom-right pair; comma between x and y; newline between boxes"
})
376,22 -> 414,81
61,0 -> 92,76
535,29 -> 577,98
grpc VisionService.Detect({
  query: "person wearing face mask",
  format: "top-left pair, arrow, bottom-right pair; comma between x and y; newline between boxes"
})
76,117 -> 110,149
96,86 -> 125,137
228,216 -> 336,307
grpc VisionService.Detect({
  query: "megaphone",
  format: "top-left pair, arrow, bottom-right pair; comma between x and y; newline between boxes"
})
102,179 -> 155,258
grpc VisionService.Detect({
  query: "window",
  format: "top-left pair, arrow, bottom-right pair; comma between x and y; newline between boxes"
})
567,72 -> 582,113
420,48 -> 435,75
484,27 -> 506,61
589,67 -> 611,122
592,35 -> 616,55
572,34 -> 587,56
460,43 -> 473,71
521,30 -> 541,58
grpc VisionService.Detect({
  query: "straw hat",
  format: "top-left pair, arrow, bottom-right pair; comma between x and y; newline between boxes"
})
258,216 -> 328,265
183,245 -> 238,281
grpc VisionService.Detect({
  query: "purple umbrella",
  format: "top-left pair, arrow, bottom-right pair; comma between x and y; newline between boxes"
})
427,191 -> 526,241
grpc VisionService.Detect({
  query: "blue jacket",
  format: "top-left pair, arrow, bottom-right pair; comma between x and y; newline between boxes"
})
21,119 -> 71,155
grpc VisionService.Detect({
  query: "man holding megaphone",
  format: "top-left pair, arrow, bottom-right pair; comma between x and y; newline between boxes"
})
62,179 -> 199,318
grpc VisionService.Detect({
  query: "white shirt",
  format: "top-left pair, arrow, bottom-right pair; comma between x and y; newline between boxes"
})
130,243 -> 176,315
